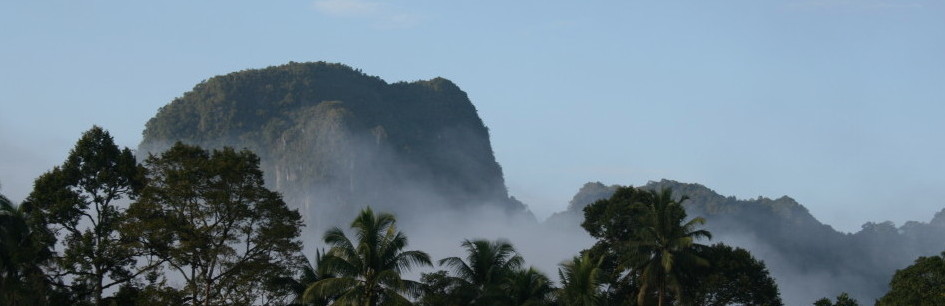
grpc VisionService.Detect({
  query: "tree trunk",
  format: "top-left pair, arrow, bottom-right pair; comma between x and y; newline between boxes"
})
94,267 -> 103,306
658,276 -> 664,306
205,280 -> 212,306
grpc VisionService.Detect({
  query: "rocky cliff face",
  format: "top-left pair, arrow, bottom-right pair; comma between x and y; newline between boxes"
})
139,62 -> 527,228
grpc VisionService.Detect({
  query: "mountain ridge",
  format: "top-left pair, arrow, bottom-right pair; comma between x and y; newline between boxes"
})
545,179 -> 945,304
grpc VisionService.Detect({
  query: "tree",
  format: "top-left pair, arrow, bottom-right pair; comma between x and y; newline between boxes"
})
418,270 -> 475,306
877,252 -> 945,306
440,239 -> 525,305
631,188 -> 711,306
582,187 -> 712,306
126,142 -> 304,306
1,192 -> 52,305
304,207 -> 431,305
682,244 -> 782,306
814,292 -> 858,306
503,267 -> 555,306
582,186 -> 651,305
269,250 -> 334,306
558,253 -> 604,306
22,126 -> 145,305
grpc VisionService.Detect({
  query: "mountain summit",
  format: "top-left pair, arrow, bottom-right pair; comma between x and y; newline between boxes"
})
139,62 -> 527,227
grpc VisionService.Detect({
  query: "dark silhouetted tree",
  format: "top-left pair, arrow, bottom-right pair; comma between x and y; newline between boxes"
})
557,253 -> 604,306
814,292 -> 858,306
503,267 -> 555,306
303,207 -> 431,305
683,243 -> 782,306
127,143 -> 304,306
1,191 -> 52,305
440,239 -> 525,305
23,126 -> 145,305
582,187 -> 711,306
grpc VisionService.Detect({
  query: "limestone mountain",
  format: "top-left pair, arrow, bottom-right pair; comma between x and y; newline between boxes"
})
139,62 -> 528,229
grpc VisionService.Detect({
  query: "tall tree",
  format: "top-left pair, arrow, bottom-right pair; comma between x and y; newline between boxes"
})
557,253 -> 604,306
0,192 -> 52,305
581,186 -> 651,305
270,250 -> 334,306
439,239 -> 525,305
304,207 -> 431,305
127,143 -> 304,306
582,187 -> 712,306
22,126 -> 144,305
630,188 -> 711,306
503,267 -> 555,306
682,244 -> 782,306
877,252 -> 945,306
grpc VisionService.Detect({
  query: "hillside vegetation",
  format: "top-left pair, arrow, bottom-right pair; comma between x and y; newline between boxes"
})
140,62 -> 527,228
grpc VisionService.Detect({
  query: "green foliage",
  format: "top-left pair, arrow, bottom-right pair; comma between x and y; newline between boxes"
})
269,250 -> 333,306
582,187 -> 712,306
22,126 -> 144,305
877,252 -> 945,306
682,244 -> 782,306
631,189 -> 711,306
418,270 -> 476,306
438,239 -> 526,305
430,238 -> 557,306
126,142 -> 304,306
813,292 -> 858,306
503,267 -> 555,306
565,179 -> 945,302
304,207 -> 432,305
557,253 -> 604,306
1,192 -> 52,305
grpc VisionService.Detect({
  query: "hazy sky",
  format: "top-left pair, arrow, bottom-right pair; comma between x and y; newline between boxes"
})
1,0 -> 943,232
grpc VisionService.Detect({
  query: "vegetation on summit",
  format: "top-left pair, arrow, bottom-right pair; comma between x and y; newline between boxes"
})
139,62 -> 525,230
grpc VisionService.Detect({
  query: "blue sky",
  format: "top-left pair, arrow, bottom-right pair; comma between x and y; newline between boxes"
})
1,0 -> 943,232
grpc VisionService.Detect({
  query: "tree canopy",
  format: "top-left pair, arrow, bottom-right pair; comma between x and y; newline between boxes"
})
304,207 -> 431,305
127,142 -> 304,306
877,252 -> 945,306
22,126 -> 144,305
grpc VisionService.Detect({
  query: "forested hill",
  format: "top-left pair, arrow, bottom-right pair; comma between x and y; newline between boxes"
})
139,62 -> 528,228
547,179 -> 945,303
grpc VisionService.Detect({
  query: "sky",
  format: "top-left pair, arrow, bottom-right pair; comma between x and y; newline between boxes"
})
1,0 -> 943,233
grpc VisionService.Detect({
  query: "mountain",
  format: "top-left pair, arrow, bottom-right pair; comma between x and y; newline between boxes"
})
546,179 -> 945,304
139,62 -> 528,229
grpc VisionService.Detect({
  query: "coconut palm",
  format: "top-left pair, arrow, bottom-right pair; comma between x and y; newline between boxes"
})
558,254 -> 604,306
0,193 -> 50,305
629,188 -> 711,306
439,239 -> 525,305
304,207 -> 431,306
270,250 -> 333,306
503,267 -> 555,306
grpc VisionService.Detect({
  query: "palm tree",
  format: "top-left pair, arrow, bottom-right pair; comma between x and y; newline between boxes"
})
503,267 -> 555,306
304,207 -> 431,306
629,188 -> 711,306
558,254 -> 604,306
439,239 -> 525,305
270,250 -> 333,306
0,193 -> 50,305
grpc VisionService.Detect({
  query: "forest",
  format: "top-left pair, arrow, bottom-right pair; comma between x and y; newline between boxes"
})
2,126 -> 942,306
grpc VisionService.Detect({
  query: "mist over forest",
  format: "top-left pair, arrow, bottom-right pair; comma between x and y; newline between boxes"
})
4,62 -> 944,306
135,62 -> 943,304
